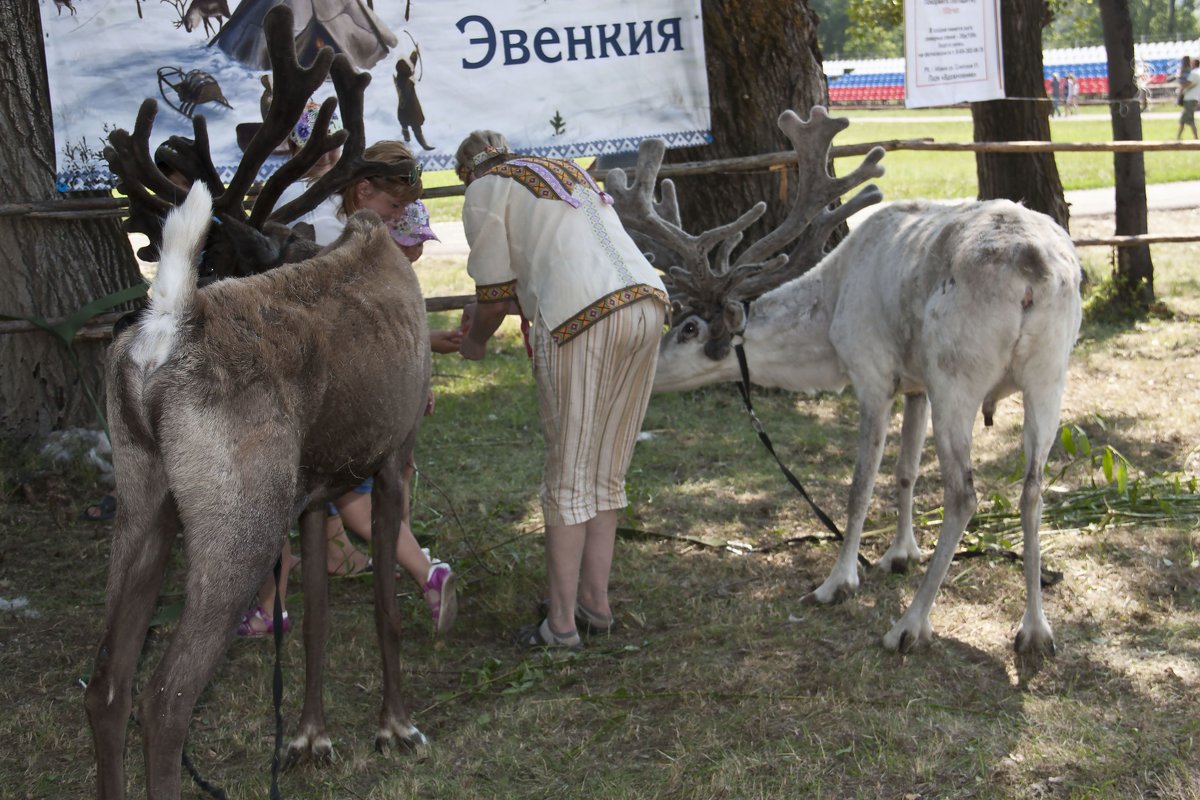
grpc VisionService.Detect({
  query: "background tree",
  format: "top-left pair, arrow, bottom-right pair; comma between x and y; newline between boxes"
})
662,0 -> 830,246
808,0 -> 852,59
1044,0 -> 1199,45
819,0 -> 1199,56
845,0 -> 904,58
1099,0 -> 1155,307
973,0 -> 1070,228
0,0 -> 142,446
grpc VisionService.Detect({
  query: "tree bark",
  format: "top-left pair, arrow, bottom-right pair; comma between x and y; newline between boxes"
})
662,0 -> 828,244
972,0 -> 1070,229
0,0 -> 142,446
1099,0 -> 1155,307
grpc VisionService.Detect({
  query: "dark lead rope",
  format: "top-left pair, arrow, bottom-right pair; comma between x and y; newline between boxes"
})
183,556 -> 286,800
732,343 -> 1062,587
733,343 -> 872,570
270,556 -> 285,800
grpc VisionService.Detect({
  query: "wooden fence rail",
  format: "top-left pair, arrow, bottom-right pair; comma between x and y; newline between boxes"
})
3,137 -> 1197,341
6,138 -> 1200,216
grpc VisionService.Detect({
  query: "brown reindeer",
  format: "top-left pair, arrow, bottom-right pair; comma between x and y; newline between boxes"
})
168,0 -> 230,37
84,8 -> 433,798
54,0 -> 77,16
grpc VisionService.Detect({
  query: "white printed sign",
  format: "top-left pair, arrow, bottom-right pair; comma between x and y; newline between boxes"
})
40,0 -> 711,190
904,0 -> 1004,108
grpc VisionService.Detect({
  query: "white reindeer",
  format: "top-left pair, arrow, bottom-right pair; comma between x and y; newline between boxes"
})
608,108 -> 1082,657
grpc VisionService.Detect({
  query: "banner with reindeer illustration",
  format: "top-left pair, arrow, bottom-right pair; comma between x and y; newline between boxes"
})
40,0 -> 711,191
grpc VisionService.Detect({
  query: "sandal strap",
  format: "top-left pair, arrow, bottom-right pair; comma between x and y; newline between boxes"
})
514,618 -> 581,649
575,602 -> 616,634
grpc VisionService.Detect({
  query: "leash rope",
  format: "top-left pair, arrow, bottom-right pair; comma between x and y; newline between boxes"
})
733,343 -> 871,569
731,342 -> 1062,586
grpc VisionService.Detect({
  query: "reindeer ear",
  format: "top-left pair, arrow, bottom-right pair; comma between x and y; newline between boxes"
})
723,302 -> 746,335
669,299 -> 686,326
410,49 -> 419,63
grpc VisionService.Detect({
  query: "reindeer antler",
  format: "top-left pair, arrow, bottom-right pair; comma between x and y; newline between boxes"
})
104,3 -> 420,281
737,108 -> 885,274
609,106 -> 886,326
214,4 -> 333,221
606,140 -> 772,310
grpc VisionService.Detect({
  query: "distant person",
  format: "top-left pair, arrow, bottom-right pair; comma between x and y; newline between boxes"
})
1178,56 -> 1200,139
1049,72 -> 1062,117
1065,73 -> 1079,114
1134,58 -> 1151,111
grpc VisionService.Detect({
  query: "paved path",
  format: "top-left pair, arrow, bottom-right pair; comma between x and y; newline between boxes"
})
1064,179 -> 1199,216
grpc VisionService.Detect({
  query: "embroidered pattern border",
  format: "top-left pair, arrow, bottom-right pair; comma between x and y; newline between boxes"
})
476,280 -> 517,304
549,284 -> 669,346
488,156 -> 613,207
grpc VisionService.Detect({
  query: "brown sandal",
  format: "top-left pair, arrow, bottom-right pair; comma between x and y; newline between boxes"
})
514,618 -> 582,650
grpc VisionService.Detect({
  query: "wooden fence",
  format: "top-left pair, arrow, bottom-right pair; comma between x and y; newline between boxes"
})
2,138 -> 1198,341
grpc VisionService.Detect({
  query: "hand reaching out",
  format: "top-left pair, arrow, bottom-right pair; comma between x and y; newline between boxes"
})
429,328 -> 464,354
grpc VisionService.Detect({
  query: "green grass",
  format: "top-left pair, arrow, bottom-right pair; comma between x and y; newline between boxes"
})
832,106 -> 1200,200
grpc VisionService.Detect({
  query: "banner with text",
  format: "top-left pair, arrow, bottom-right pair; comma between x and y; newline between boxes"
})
904,0 -> 1004,108
41,0 -> 710,190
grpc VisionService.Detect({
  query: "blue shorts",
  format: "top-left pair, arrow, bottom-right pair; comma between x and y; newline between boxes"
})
327,477 -> 373,516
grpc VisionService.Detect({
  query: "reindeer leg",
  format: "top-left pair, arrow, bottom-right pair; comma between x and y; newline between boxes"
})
140,493 -> 291,798
371,440 -> 428,752
1012,382 -> 1064,659
802,390 -> 892,605
86,467 -> 178,800
883,395 -> 979,653
413,127 -> 436,152
878,392 -> 929,573
286,506 -> 335,767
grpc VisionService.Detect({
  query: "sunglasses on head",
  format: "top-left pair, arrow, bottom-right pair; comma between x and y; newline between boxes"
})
396,162 -> 422,185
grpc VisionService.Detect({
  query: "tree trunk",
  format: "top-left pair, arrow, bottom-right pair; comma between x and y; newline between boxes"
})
1099,0 -> 1155,307
663,0 -> 828,243
972,0 -> 1070,229
0,0 -> 142,446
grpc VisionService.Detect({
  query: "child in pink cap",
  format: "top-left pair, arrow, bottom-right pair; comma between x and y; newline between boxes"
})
391,198 -> 440,262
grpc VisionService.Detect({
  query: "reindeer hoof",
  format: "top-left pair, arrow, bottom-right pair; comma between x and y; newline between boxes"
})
284,732 -> 334,769
375,721 -> 428,754
801,578 -> 858,606
882,616 -> 933,653
1014,628 -> 1056,659
877,553 -> 917,574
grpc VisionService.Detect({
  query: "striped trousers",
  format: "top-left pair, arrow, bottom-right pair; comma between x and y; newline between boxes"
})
533,299 -> 665,527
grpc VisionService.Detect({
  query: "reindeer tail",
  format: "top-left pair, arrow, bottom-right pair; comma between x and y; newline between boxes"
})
131,184 -> 211,369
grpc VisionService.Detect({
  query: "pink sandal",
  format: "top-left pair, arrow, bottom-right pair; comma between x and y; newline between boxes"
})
236,605 -> 290,638
423,563 -> 458,634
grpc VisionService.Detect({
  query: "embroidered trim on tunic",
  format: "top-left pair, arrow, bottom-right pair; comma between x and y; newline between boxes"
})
486,156 -> 613,207
476,280 -> 517,304
549,284 -> 669,346
576,187 -> 634,286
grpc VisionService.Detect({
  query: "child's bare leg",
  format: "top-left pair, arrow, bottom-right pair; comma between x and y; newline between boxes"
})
396,521 -> 432,587
325,500 -> 370,576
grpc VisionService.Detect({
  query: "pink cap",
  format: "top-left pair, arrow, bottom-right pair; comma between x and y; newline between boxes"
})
391,200 -> 439,247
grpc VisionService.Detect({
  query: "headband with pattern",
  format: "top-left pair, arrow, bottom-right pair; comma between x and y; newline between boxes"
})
471,144 -> 508,167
